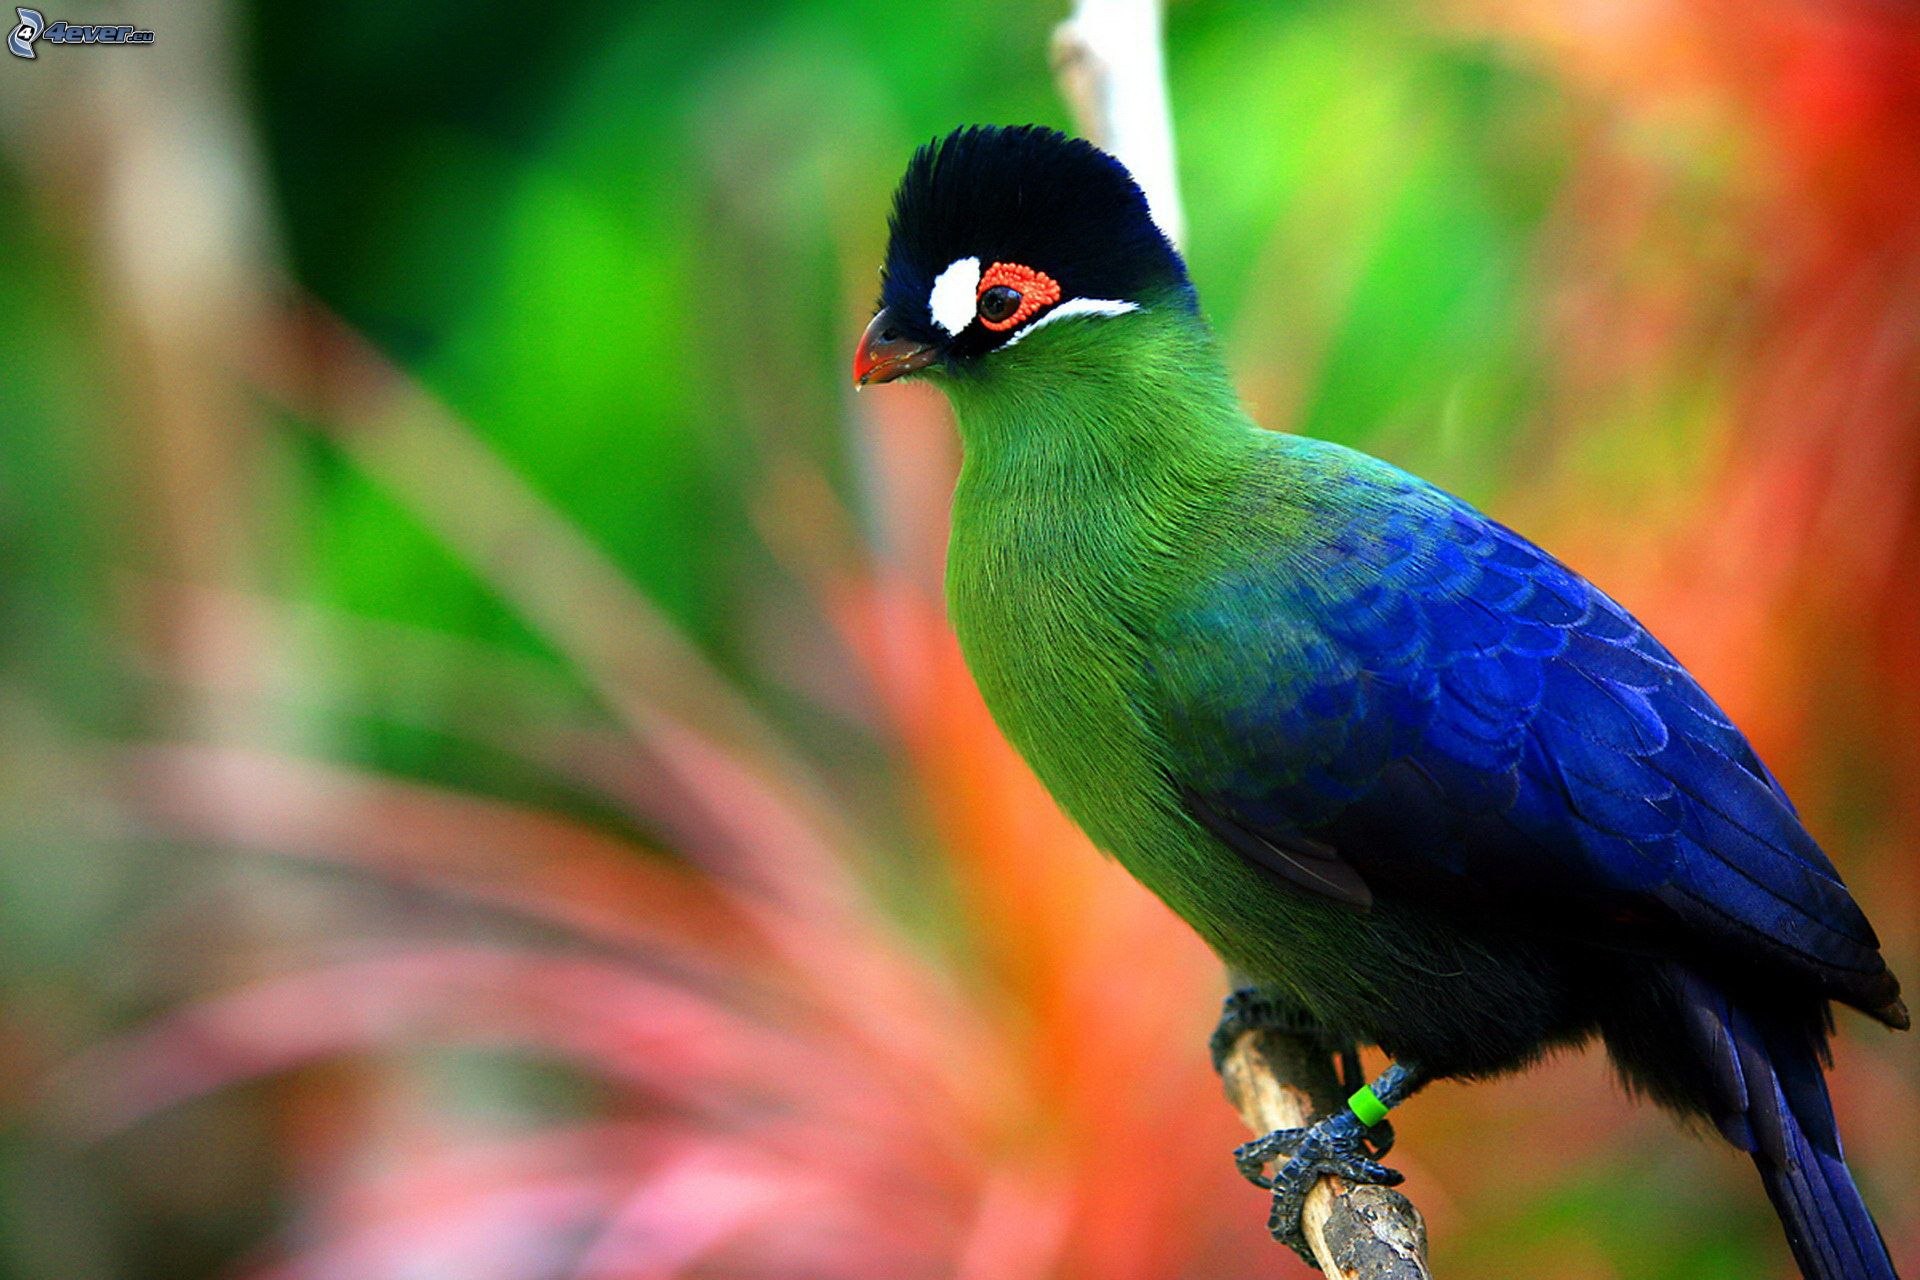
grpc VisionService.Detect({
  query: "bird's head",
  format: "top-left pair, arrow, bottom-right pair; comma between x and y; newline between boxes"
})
853,125 -> 1195,387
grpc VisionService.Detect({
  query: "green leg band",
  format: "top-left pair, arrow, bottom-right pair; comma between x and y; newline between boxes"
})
1348,1084 -> 1390,1128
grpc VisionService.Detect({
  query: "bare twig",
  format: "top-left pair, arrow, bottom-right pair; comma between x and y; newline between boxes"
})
1051,0 -> 1185,247
1050,3 -> 1433,1273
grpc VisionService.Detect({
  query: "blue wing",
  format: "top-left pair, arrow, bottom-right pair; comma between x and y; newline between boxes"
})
1152,448 -> 1899,1019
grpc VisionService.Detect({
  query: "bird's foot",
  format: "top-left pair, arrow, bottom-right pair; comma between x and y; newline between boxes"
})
1210,990 -> 1397,1160
1234,1109 -> 1403,1265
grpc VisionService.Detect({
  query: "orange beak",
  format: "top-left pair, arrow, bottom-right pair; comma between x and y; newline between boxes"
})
853,308 -> 938,386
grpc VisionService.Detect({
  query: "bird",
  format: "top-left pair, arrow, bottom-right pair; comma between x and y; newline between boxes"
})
852,124 -> 1907,1278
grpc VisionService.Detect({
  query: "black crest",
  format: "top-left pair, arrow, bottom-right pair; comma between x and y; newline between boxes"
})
878,125 -> 1193,353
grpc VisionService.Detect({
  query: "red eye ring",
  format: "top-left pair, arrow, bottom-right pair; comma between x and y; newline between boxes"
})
976,262 -> 1061,331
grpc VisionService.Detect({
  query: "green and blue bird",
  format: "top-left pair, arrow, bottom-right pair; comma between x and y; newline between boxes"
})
853,125 -> 1907,1278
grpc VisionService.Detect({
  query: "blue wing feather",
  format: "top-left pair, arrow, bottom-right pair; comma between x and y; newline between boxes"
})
1154,449 -> 1897,1015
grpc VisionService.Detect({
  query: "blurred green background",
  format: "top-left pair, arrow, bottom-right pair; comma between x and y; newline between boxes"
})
0,0 -> 1915,1277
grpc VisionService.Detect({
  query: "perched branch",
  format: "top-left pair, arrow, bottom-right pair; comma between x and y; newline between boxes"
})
1220,1029 -> 1432,1279
1051,0 -> 1185,247
1050,4 -> 1433,1273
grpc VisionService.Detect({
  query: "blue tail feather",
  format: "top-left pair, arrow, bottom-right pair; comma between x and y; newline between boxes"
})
1746,1035 -> 1897,1280
1699,982 -> 1899,1280
1754,1094 -> 1896,1280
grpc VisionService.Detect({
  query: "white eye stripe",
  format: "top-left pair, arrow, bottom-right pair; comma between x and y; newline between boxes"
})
927,256 -> 1139,345
928,256 -> 982,335
999,297 -> 1139,348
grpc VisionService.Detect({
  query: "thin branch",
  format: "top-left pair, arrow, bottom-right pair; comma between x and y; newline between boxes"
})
1050,4 -> 1434,1273
1051,0 -> 1185,248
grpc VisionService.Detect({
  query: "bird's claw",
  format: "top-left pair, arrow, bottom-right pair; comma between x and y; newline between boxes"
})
1233,1110 -> 1403,1264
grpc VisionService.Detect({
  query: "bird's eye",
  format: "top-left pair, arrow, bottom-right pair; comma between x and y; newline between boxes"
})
974,262 -> 1061,333
977,285 -> 1022,325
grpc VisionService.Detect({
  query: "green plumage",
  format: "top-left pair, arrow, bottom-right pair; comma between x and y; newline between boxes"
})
945,301 -> 1288,936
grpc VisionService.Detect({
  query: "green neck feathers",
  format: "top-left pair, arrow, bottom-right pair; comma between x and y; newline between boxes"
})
938,298 -> 1249,486
934,300 -> 1261,894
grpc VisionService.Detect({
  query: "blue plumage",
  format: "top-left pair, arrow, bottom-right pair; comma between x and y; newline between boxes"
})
1157,440 -> 1894,1012
1154,437 -> 1903,1278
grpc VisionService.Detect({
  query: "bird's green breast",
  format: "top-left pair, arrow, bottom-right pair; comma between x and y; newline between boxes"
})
946,454 -> 1172,855
942,428 -> 1378,1003
937,315 -> 1286,941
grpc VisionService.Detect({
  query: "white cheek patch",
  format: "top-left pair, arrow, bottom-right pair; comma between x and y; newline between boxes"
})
928,256 -> 982,335
1000,297 -> 1140,348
